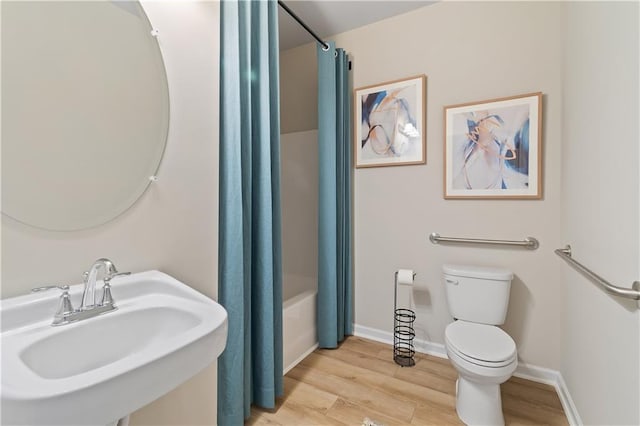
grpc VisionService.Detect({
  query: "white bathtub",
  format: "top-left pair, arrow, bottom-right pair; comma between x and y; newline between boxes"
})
283,289 -> 318,374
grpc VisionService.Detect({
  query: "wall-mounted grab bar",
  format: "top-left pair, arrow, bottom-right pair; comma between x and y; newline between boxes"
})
429,232 -> 539,250
555,245 -> 640,301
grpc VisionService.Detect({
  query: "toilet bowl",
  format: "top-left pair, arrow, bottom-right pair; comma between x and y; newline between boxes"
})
442,264 -> 517,426
445,320 -> 517,425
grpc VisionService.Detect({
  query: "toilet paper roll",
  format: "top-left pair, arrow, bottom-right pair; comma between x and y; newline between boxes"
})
396,269 -> 415,285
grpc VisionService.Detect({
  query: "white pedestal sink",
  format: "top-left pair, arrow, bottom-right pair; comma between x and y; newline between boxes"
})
1,271 -> 228,426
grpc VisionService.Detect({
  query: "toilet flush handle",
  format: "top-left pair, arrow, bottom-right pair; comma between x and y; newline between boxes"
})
446,279 -> 459,285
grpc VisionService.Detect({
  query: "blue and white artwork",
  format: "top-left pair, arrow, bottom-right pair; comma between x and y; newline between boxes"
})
356,75 -> 426,168
445,93 -> 542,198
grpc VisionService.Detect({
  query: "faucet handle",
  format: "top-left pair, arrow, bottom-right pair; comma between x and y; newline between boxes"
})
105,271 -> 131,282
31,285 -> 70,293
31,285 -> 75,325
101,272 -> 129,307
101,281 -> 115,307
54,288 -> 75,321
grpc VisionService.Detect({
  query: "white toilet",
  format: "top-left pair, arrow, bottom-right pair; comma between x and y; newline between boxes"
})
442,264 -> 517,426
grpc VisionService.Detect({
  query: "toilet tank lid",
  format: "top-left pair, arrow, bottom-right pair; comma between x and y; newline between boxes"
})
443,264 -> 513,280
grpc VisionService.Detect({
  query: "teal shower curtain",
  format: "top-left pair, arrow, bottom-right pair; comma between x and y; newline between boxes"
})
317,42 -> 353,348
218,0 -> 283,424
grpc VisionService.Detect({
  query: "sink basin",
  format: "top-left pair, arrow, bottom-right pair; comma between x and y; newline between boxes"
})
20,306 -> 201,379
1,271 -> 228,426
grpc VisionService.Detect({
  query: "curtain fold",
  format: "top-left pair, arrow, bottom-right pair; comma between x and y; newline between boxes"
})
218,0 -> 283,424
317,42 -> 353,348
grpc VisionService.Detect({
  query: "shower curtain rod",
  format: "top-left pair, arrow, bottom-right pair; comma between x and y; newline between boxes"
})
278,0 -> 330,51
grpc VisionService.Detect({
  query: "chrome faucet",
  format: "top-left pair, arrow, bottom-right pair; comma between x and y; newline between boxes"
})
32,258 -> 130,326
82,258 -> 118,310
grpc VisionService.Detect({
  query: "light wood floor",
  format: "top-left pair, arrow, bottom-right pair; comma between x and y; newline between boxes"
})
248,336 -> 569,425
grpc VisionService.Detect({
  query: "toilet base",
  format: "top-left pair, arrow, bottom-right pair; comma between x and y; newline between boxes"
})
455,377 -> 504,426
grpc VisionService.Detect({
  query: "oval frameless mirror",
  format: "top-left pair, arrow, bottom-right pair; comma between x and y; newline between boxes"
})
1,1 -> 169,231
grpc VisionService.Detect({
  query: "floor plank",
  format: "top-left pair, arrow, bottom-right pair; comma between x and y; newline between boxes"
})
288,361 -> 416,423
326,398 -> 405,426
502,378 -> 564,411
316,346 -> 400,377
394,359 -> 457,396
307,350 -> 456,413
411,403 -> 465,425
247,377 -> 344,426
246,336 -> 569,425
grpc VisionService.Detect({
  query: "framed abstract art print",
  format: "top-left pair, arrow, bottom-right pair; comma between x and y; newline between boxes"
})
444,92 -> 542,199
355,75 -> 426,168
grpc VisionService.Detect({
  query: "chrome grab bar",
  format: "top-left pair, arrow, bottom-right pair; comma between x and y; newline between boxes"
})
429,232 -> 539,250
555,245 -> 640,301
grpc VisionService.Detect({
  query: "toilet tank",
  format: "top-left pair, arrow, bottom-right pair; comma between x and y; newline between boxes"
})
443,264 -> 513,325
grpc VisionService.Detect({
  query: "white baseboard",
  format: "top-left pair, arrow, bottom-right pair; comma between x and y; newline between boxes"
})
512,363 -> 581,425
513,362 -> 559,386
353,323 -> 582,425
555,373 -> 583,426
283,343 -> 318,375
353,323 -> 448,358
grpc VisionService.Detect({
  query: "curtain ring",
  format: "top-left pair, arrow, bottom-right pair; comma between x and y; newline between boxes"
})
322,43 -> 330,52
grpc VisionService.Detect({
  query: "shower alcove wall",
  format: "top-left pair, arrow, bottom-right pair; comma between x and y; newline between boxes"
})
281,129 -> 319,372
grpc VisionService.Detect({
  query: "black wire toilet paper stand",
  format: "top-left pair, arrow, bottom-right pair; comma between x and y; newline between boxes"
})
393,270 -> 416,367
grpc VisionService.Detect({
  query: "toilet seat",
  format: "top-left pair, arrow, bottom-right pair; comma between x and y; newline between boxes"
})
445,321 -> 516,368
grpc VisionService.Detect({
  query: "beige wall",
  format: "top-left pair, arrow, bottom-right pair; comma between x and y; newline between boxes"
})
280,46 -> 317,134
1,1 -> 220,424
280,1 -> 566,370
281,130 -> 319,299
560,2 -> 639,424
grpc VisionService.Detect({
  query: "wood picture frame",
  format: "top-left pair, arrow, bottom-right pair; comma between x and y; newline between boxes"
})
354,75 -> 426,168
443,92 -> 543,199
